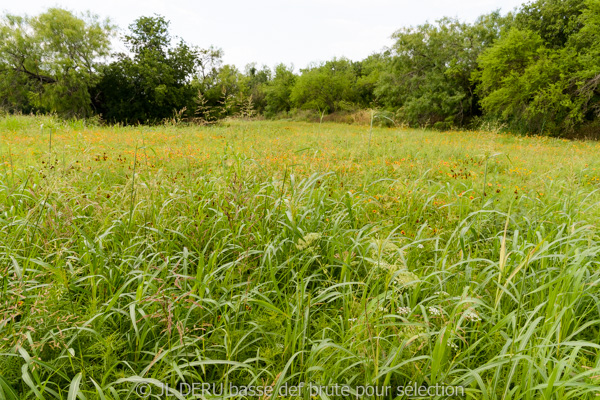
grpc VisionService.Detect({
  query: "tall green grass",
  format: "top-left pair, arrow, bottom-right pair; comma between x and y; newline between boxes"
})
1,118 -> 600,399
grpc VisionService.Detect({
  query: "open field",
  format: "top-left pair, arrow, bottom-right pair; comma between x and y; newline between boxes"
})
1,116 -> 600,399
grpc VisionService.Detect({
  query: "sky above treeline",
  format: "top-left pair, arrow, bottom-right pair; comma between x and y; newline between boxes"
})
3,0 -> 526,71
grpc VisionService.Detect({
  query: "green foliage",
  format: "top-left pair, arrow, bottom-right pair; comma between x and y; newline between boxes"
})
475,29 -> 546,126
240,63 -> 271,114
290,58 -> 362,114
355,54 -> 388,107
3,2 -> 600,136
514,0 -> 586,48
474,0 -> 600,135
377,14 -> 504,128
0,8 -> 113,117
93,15 -> 202,124
264,64 -> 296,117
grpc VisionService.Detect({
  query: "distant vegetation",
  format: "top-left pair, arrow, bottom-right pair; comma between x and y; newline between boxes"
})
1,0 -> 600,136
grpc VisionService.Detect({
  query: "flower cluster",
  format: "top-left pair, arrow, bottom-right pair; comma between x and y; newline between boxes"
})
397,306 -> 411,316
296,232 -> 322,251
372,260 -> 397,272
428,306 -> 443,317
447,341 -> 458,350
370,239 -> 401,257
394,269 -> 420,288
463,309 -> 481,322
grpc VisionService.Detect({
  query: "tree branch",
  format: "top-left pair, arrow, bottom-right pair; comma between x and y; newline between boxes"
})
14,64 -> 57,84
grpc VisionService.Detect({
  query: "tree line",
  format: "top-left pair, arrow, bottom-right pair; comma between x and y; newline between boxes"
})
1,0 -> 599,136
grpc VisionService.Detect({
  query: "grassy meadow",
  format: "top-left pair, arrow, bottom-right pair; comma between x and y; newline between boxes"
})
1,114 -> 600,399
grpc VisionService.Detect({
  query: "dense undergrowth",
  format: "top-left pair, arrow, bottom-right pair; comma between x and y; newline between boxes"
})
1,117 -> 600,399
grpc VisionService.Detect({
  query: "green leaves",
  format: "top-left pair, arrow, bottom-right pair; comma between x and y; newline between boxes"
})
290,58 -> 361,115
0,375 -> 19,400
474,0 -> 600,136
3,118 -> 600,398
93,15 -> 202,124
67,373 -> 84,400
377,14 -> 504,128
0,8 -> 113,117
264,64 -> 296,116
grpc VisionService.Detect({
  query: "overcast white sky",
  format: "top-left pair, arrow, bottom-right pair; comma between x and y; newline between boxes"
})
2,0 -> 526,71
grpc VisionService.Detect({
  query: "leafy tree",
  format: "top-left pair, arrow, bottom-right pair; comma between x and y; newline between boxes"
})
0,8 -> 113,116
354,54 -> 389,107
239,63 -> 270,114
571,0 -> 600,124
475,0 -> 600,135
193,62 -> 265,120
189,47 -> 227,122
264,64 -> 296,117
475,29 -> 546,124
514,0 -> 586,48
199,64 -> 244,116
290,58 -> 359,115
376,13 -> 504,129
93,15 -> 202,124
